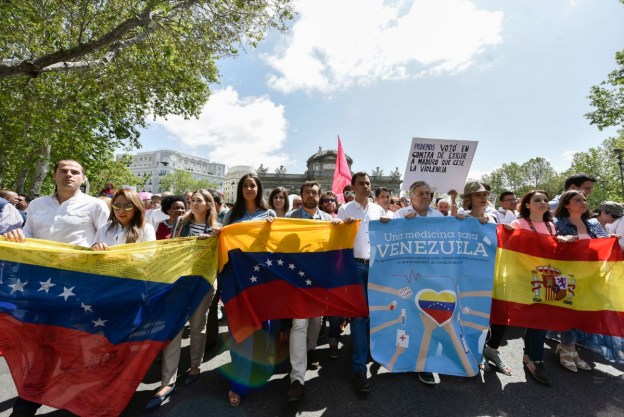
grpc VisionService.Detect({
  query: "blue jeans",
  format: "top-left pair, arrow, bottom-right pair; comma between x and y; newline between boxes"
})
351,262 -> 370,373
524,328 -> 547,361
560,329 -> 578,346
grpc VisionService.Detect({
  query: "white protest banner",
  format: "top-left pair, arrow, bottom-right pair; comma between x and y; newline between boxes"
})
402,137 -> 478,193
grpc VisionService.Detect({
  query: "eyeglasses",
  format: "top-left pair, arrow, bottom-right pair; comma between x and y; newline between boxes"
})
112,203 -> 135,211
322,198 -> 336,203
345,191 -> 355,196
390,201 -> 400,205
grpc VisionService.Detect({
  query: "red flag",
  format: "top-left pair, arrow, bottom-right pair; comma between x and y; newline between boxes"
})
332,136 -> 352,203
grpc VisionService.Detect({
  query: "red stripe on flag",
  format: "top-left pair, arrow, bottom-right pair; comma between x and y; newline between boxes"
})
224,281 -> 368,342
497,226 -> 622,262
490,299 -> 624,337
0,314 -> 165,417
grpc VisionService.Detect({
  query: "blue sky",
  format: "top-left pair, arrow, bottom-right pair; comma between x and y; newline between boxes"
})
138,0 -> 624,181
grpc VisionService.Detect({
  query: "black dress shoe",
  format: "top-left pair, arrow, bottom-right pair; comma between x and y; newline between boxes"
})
287,380 -> 304,402
145,384 -> 175,410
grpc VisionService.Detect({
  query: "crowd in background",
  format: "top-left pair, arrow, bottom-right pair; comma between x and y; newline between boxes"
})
1,162 -> 624,416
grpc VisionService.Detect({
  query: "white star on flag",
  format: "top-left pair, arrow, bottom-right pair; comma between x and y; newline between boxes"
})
9,279 -> 27,294
288,264 -> 295,270
305,279 -> 312,286
92,318 -> 107,327
253,265 -> 261,272
298,271 -> 305,277
81,302 -> 93,312
277,259 -> 284,266
266,259 -> 273,266
59,286 -> 76,301
38,278 -> 56,293
250,276 -> 258,283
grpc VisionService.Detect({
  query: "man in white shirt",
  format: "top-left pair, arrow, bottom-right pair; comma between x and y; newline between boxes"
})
496,192 -> 518,224
285,181 -> 339,401
3,159 -> 109,417
338,172 -> 387,394
602,201 -> 624,252
374,187 -> 394,218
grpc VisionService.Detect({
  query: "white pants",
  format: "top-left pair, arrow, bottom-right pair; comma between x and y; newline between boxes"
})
161,289 -> 214,386
289,317 -> 322,384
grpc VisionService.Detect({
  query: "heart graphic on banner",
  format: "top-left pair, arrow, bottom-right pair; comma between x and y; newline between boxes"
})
415,289 -> 457,326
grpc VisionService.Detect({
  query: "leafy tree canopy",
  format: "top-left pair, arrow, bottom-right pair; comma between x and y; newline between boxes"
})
0,0 -> 293,195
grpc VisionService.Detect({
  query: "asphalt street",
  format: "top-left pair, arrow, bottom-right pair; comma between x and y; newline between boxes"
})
1,325 -> 623,417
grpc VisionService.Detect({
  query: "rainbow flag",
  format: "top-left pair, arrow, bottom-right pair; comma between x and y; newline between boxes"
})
492,227 -> 624,336
218,218 -> 367,342
0,237 -> 217,417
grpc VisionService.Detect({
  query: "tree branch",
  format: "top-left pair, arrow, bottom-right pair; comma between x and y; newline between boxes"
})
0,4 -> 161,78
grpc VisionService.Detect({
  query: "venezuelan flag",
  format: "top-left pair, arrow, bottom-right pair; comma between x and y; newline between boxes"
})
0,237 -> 217,417
492,227 -> 624,336
218,218 -> 368,342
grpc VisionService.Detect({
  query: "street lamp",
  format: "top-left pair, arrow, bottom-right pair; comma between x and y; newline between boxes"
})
614,148 -> 624,202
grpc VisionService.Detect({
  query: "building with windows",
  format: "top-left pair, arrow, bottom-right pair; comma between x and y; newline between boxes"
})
122,150 -> 226,193
255,147 -> 402,201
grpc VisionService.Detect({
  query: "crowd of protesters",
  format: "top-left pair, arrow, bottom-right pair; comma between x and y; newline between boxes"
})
2,161 -> 624,416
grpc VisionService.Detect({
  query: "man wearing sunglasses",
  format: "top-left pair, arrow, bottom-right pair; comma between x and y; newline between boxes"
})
2,159 -> 109,417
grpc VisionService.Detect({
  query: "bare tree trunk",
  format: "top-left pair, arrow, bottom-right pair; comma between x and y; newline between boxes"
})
28,142 -> 51,196
14,167 -> 30,194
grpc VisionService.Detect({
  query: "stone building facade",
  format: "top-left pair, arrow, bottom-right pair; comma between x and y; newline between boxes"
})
254,147 -> 402,201
122,150 -> 226,193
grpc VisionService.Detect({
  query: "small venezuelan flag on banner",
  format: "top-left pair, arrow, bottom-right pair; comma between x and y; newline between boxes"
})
0,237 -> 217,417
218,218 -> 368,342
492,227 -> 624,336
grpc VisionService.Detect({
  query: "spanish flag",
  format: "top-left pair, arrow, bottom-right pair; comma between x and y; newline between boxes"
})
492,227 -> 624,336
218,218 -> 368,342
0,237 -> 217,417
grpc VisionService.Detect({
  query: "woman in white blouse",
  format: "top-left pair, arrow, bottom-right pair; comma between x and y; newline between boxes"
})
91,188 -> 156,249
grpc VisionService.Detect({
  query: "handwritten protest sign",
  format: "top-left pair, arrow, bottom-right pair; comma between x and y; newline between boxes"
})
402,137 -> 478,193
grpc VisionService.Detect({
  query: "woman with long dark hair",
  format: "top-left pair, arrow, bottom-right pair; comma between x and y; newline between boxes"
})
508,190 -> 558,384
223,174 -> 275,407
552,190 -> 607,373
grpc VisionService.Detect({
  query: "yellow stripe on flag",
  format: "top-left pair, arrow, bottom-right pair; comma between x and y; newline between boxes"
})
494,248 -> 624,312
0,237 -> 217,284
218,218 -> 359,271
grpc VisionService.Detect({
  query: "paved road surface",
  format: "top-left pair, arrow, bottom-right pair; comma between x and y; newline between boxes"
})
1,325 -> 623,417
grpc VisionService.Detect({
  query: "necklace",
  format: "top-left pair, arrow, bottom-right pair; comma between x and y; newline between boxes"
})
526,218 -> 554,235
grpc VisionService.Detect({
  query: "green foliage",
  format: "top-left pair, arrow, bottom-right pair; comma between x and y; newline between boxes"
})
88,154 -> 146,196
481,158 -> 560,201
586,49 -> 624,131
0,0 -> 293,194
564,132 -> 624,207
159,170 -> 218,194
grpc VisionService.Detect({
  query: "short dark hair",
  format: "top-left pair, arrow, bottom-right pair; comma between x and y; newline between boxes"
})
499,191 -> 515,202
53,159 -> 85,175
161,195 -> 187,214
375,187 -> 390,198
207,188 -> 223,205
351,172 -> 369,186
343,184 -> 353,193
300,181 -> 321,196
564,173 -> 596,190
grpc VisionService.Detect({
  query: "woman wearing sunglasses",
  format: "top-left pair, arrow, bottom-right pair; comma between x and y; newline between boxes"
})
91,188 -> 156,250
